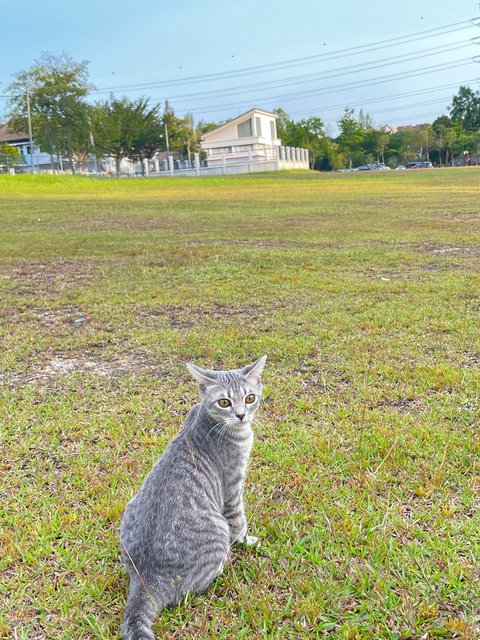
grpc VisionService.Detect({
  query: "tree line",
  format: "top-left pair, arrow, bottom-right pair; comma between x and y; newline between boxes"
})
4,53 -> 215,174
3,52 -> 480,173
277,87 -> 480,171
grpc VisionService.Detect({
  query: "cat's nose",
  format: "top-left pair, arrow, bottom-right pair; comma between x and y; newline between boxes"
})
237,413 -> 245,422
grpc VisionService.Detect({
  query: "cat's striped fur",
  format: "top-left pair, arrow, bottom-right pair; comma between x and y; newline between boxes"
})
120,357 -> 266,640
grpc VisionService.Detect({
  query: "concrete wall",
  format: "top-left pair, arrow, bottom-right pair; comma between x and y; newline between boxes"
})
278,146 -> 309,169
148,162 -> 275,178
147,148 -> 309,178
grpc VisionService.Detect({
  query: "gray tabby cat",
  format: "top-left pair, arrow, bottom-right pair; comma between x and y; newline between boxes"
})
120,356 -> 267,640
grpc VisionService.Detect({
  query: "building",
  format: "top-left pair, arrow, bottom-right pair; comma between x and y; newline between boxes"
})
0,124 -> 52,170
200,108 -> 309,170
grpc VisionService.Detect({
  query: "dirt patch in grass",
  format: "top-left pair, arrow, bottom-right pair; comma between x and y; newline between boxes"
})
141,303 -> 279,330
375,397 -> 425,413
441,212 -> 479,222
184,238 -> 330,249
2,260 -> 111,296
36,215 -> 179,233
420,262 -> 470,272
462,351 -> 480,366
362,267 -> 418,280
0,303 -> 85,327
417,243 -> 479,257
0,348 -> 162,388
371,241 -> 480,258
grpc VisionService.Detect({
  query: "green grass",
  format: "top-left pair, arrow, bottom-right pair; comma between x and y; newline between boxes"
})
0,169 -> 479,639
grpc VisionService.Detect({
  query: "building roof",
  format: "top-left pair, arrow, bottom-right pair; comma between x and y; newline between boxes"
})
0,124 -> 29,143
201,108 -> 277,140
396,124 -> 429,131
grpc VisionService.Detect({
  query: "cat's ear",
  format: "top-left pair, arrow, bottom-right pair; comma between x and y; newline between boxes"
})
186,363 -> 218,392
241,355 -> 267,385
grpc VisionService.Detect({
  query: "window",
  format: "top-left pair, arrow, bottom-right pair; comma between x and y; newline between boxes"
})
210,146 -> 232,155
270,120 -> 276,140
235,144 -> 254,152
255,117 -> 262,137
237,118 -> 253,138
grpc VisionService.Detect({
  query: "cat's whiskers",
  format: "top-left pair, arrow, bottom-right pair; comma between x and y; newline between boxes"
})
207,420 -> 228,438
218,418 -> 235,444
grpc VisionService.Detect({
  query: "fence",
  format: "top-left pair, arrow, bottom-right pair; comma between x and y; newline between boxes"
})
145,146 -> 309,178
3,145 -> 309,177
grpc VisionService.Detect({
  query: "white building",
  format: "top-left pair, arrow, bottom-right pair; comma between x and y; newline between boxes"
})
201,108 -> 309,170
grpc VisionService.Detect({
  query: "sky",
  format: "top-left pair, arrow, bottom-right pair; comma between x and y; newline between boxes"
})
1,0 -> 479,134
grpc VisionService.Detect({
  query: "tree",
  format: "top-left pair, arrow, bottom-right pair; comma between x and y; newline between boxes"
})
449,86 -> 480,133
0,143 -> 21,171
196,120 -> 222,135
363,129 -> 391,164
288,117 -> 326,168
432,116 -> 453,166
196,119 -> 222,160
357,109 -> 375,132
6,52 -> 92,172
273,107 -> 294,141
91,96 -> 162,175
337,107 -> 364,169
418,124 -> 434,162
314,139 -> 345,171
273,109 -> 326,168
431,116 -> 466,166
161,102 -> 198,160
389,127 -> 427,165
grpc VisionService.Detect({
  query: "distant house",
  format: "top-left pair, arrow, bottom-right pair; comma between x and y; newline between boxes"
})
201,108 -> 280,165
0,124 -> 52,169
201,108 -> 309,170
396,124 -> 428,131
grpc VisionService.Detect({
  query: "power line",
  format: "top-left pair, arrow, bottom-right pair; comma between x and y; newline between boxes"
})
176,58 -> 477,116
1,17 -> 478,131
150,38 -> 475,106
284,78 -> 479,119
98,18 -> 478,86
362,96 -> 454,116
90,18 -> 479,94
374,108 -> 450,123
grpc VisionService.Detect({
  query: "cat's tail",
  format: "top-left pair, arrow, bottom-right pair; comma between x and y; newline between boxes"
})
121,580 -> 158,640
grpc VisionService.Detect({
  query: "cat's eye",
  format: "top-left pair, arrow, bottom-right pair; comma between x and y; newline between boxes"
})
245,394 -> 256,404
218,398 -> 231,408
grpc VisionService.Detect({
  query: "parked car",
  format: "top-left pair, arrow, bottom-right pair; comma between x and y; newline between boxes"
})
396,165 -> 406,170
354,163 -> 391,171
407,161 -> 433,169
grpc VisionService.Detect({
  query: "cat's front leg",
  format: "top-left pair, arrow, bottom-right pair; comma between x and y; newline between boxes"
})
225,500 -> 258,546
227,508 -> 247,544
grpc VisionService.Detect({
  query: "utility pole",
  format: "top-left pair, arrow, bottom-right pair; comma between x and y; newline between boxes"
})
165,123 -> 170,152
26,92 -> 35,173
87,114 -> 99,175
89,130 -> 99,174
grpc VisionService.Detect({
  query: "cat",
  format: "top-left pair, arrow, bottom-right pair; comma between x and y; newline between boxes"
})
119,356 -> 267,640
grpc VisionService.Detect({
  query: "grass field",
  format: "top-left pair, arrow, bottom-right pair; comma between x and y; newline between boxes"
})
0,169 -> 479,639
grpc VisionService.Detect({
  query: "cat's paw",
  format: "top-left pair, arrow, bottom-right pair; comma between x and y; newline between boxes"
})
245,535 -> 260,547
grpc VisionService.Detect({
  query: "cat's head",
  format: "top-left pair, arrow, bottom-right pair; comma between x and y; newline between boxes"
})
187,356 -> 267,427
